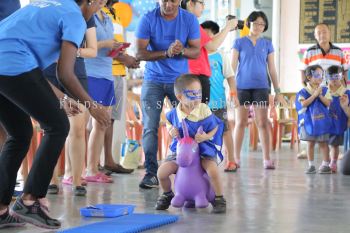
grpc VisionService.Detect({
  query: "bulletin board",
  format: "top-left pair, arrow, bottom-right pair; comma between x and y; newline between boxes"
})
299,0 -> 350,43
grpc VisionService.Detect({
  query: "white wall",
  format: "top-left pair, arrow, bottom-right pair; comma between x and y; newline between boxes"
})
279,0 -> 303,92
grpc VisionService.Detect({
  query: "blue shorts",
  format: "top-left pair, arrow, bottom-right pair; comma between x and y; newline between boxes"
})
87,76 -> 116,106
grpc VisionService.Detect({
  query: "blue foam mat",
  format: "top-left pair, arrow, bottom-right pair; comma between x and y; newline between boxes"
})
59,213 -> 179,233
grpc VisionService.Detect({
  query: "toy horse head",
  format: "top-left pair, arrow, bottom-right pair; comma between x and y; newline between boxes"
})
176,121 -> 202,167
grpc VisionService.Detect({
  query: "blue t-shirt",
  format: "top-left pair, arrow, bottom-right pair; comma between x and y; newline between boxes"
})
208,52 -> 226,109
85,12 -> 114,81
0,0 -> 86,76
232,36 -> 274,89
329,90 -> 350,135
0,0 -> 20,21
44,17 -> 96,79
135,7 -> 200,83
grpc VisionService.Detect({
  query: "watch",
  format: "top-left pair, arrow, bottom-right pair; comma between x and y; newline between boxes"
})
179,48 -> 185,56
76,48 -> 81,58
164,50 -> 170,58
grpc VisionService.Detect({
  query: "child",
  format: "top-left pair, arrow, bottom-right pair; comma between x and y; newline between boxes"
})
327,65 -> 350,172
201,20 -> 239,172
156,74 -> 226,213
296,65 -> 332,174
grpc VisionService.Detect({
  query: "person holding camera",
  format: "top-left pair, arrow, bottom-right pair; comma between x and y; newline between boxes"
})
231,11 -> 283,169
180,0 -> 238,104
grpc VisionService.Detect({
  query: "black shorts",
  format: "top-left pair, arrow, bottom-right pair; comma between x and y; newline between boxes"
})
237,88 -> 269,107
195,74 -> 210,104
212,108 -> 229,132
329,134 -> 344,146
44,63 -> 88,101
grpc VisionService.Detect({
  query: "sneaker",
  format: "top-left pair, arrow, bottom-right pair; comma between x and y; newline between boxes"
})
10,197 -> 61,229
264,160 -> 275,169
73,186 -> 87,196
224,162 -> 237,172
0,208 -> 25,229
330,162 -> 337,173
305,165 -> 316,174
212,196 -> 226,214
139,174 -> 159,189
155,192 -> 174,210
319,165 -> 332,174
47,184 -> 59,195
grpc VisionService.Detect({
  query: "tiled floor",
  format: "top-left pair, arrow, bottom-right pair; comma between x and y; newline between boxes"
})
3,146 -> 350,233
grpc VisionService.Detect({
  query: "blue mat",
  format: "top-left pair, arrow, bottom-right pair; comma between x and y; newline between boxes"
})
59,213 -> 179,233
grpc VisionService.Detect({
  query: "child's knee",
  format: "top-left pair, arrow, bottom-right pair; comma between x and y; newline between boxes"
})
157,162 -> 177,179
202,159 -> 219,179
157,166 -> 168,180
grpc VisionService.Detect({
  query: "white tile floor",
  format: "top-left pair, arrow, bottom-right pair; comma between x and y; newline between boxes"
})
3,146 -> 350,233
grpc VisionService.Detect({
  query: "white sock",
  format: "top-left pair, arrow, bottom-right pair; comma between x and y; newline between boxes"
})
322,160 -> 330,166
308,161 -> 314,167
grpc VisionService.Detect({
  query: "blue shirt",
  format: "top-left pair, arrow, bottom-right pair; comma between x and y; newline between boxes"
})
44,17 -> 96,79
166,105 -> 224,161
85,12 -> 114,81
329,89 -> 350,135
0,0 -> 20,21
233,36 -> 274,89
135,7 -> 200,83
208,52 -> 232,109
0,0 -> 86,76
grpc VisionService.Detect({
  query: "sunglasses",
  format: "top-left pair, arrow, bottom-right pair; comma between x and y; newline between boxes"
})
326,73 -> 343,81
311,70 -> 324,79
183,89 -> 202,101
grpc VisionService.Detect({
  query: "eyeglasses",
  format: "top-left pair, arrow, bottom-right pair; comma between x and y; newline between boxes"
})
252,22 -> 266,28
196,0 -> 205,6
311,70 -> 324,79
326,73 -> 343,81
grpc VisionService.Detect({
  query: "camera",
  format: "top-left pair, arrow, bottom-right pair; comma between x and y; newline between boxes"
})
226,15 -> 245,30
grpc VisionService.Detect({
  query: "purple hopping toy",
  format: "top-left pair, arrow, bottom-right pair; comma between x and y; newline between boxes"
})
171,120 -> 215,208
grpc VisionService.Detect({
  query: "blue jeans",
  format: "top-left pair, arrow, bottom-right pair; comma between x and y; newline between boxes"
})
141,80 -> 178,176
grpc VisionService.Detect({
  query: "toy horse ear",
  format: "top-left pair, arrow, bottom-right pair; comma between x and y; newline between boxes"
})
181,120 -> 189,138
197,126 -> 204,134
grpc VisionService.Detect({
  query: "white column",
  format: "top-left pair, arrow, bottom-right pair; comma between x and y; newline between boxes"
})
272,0 -> 281,84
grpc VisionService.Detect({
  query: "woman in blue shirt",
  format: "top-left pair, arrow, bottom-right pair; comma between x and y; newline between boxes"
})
0,0 -> 110,229
44,16 -> 98,197
84,0 -> 122,183
0,0 -> 20,154
231,11 -> 283,169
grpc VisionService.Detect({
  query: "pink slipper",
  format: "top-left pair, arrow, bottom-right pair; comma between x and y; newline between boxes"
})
62,176 -> 87,186
85,173 -> 113,183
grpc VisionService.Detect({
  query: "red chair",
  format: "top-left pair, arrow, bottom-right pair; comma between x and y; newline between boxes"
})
26,120 -> 65,176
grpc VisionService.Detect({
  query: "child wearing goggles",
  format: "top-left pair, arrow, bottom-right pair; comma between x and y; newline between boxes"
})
327,66 -> 350,172
296,65 -> 333,174
155,74 -> 227,213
